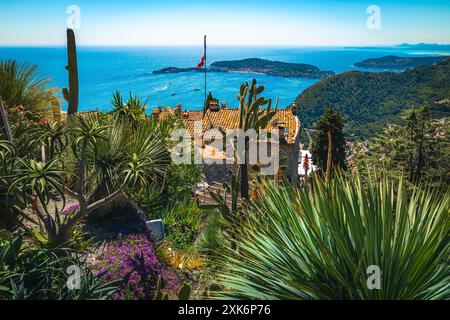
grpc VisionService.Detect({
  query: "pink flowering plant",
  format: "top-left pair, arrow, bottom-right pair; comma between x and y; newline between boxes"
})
95,234 -> 179,300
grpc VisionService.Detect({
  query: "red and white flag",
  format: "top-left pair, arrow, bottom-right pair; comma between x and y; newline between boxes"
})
197,52 -> 206,69
197,35 -> 206,69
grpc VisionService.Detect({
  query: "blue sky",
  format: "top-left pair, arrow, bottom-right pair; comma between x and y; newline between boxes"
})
1,0 -> 450,46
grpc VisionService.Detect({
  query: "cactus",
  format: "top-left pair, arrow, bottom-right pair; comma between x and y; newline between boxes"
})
236,79 -> 275,202
0,98 -> 13,142
62,28 -> 79,115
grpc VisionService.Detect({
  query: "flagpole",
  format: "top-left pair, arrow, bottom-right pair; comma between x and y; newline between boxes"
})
204,35 -> 207,106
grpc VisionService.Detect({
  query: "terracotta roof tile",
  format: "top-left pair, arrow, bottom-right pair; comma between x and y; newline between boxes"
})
174,108 -> 299,144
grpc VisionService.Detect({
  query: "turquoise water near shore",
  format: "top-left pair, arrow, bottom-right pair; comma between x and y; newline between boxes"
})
0,46 -> 447,112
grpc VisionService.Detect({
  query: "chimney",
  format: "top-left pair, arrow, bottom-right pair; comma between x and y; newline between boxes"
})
182,110 -> 189,119
221,101 -> 227,109
209,101 -> 220,112
291,102 -> 298,115
175,103 -> 182,117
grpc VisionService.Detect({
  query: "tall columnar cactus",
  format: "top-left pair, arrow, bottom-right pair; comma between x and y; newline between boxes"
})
62,28 -> 79,115
0,98 -> 13,142
236,79 -> 276,202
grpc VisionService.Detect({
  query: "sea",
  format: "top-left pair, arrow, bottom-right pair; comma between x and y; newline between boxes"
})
0,46 -> 448,112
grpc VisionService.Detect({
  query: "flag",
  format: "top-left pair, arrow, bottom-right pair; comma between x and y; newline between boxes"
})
197,52 -> 206,69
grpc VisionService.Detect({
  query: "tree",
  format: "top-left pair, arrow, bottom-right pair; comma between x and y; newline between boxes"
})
311,108 -> 347,173
204,91 -> 218,113
354,106 -> 449,186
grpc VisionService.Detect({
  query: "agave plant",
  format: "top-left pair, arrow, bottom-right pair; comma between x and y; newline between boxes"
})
215,173 -> 449,300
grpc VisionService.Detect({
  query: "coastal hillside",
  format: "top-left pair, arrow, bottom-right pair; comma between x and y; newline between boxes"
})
354,55 -> 449,70
295,58 -> 450,138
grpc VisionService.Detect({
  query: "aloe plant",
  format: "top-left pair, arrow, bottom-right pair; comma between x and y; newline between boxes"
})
216,173 -> 449,299
3,113 -> 170,247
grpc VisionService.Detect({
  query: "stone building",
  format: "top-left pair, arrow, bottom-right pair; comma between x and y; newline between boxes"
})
153,102 -> 301,183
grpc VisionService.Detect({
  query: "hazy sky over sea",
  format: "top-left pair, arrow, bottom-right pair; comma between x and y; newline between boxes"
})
1,0 -> 450,46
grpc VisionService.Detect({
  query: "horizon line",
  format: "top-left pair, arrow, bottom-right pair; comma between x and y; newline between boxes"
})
2,42 -> 450,48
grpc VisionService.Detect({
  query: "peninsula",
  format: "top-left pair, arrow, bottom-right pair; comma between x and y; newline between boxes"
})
354,55 -> 449,70
153,58 -> 335,79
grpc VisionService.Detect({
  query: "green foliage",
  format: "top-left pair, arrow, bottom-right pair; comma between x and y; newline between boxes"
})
311,108 -> 347,172
204,91 -> 218,110
136,163 -> 203,215
355,106 -> 450,187
210,58 -> 334,78
0,229 -> 12,246
2,111 -> 171,247
194,209 -> 226,255
166,164 -> 203,203
296,58 -> 450,138
162,201 -> 203,251
0,60 -> 56,114
0,234 -> 120,300
0,100 -> 13,142
154,276 -> 191,300
215,173 -> 449,300
112,91 -> 148,122
29,121 -> 68,160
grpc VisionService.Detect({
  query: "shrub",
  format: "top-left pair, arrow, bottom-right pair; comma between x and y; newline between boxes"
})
195,209 -> 226,255
166,164 -> 203,204
216,174 -> 449,300
162,201 -> 203,251
95,234 -> 179,300
0,232 -> 118,300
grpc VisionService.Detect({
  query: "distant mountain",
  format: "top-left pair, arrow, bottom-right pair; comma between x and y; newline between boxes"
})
295,58 -> 450,138
153,58 -> 335,79
354,55 -> 449,70
344,43 -> 450,51
397,43 -> 450,50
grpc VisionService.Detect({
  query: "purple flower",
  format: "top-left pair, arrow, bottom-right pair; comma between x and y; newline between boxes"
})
94,233 -> 179,300
61,203 -> 80,216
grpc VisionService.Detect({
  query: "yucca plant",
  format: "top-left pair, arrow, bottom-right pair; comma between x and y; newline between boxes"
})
0,60 -> 56,114
112,91 -> 148,122
215,173 -> 449,300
